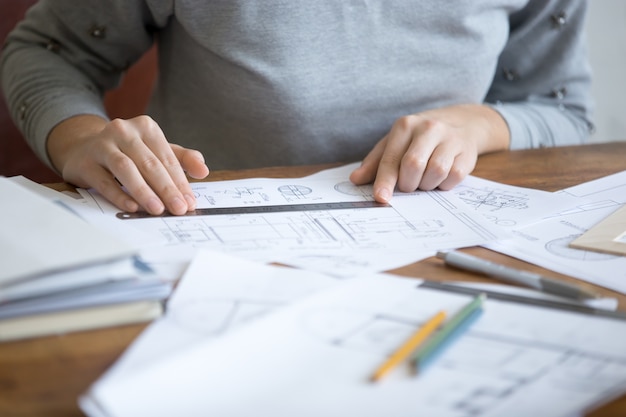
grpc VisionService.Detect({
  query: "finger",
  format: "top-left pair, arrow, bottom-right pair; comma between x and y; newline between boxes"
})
172,144 -> 210,180
103,148 -> 168,215
395,125 -> 441,192
104,122 -> 183,215
349,137 -> 388,185
437,152 -> 476,190
416,143 -> 456,190
96,118 -> 171,214
371,119 -> 417,202
104,117 -> 188,215
82,164 -> 140,213
127,118 -> 196,214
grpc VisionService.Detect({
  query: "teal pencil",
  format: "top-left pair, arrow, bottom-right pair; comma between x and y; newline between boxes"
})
410,293 -> 486,375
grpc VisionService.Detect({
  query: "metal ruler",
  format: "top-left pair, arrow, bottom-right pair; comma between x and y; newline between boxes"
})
116,200 -> 390,219
419,280 -> 626,321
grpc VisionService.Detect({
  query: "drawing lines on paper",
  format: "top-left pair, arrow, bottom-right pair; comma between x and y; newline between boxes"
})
149,206 -> 454,252
555,199 -> 622,217
454,185 -> 531,227
192,183 -> 326,207
278,185 -> 313,200
454,186 -> 530,212
334,181 -> 374,198
334,181 -> 421,199
427,191 -> 501,241
545,235 -> 617,261
171,298 -> 281,335
298,305 -> 626,416
193,185 -> 271,206
567,182 -> 626,203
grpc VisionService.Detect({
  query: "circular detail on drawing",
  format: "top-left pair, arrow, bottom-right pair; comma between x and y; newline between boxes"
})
170,298 -> 278,335
545,235 -> 616,261
278,185 -> 312,197
334,181 -> 374,197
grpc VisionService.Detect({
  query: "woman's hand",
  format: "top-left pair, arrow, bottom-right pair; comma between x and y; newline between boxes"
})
48,114 -> 210,215
350,104 -> 510,203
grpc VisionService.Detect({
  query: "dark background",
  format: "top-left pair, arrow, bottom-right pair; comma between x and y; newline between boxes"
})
0,0 -> 157,183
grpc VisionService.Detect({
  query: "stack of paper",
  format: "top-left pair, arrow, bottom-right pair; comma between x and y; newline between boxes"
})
63,162 -> 626,417
484,169 -> 626,295
0,178 -> 171,341
79,251 -> 626,417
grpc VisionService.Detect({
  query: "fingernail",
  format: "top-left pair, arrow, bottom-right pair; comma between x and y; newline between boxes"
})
377,188 -> 391,203
170,197 -> 186,214
184,193 -> 196,210
147,198 -> 164,214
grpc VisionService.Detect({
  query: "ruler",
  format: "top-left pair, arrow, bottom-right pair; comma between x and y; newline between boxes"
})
116,200 -> 390,220
418,280 -> 626,321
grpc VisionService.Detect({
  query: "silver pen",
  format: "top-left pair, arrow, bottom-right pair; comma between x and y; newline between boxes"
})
436,250 -> 601,301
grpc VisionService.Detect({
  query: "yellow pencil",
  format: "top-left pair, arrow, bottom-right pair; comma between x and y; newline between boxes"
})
369,310 -> 447,382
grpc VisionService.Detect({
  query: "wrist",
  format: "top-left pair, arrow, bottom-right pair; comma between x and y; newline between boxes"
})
471,104 -> 510,154
47,115 -> 108,173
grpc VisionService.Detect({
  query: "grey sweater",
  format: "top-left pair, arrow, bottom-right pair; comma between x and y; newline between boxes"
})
1,0 -> 593,170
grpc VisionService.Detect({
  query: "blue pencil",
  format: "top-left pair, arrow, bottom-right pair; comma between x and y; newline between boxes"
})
410,293 -> 485,375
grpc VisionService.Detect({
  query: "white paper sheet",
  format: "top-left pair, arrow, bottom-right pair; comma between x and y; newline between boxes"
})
485,170 -> 626,294
81,273 -> 626,417
0,177 -> 136,285
88,250 -> 339,381
1,256 -> 159,303
0,256 -> 171,318
453,175 -> 582,229
77,167 -> 511,277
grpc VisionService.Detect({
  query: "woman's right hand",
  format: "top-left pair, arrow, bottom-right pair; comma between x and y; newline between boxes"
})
47,114 -> 210,215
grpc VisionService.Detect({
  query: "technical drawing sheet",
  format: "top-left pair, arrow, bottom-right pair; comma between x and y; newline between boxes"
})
78,168 -> 512,277
451,175 -> 581,229
485,170 -> 626,294
81,272 -> 626,417
301,162 -> 582,230
81,250 -> 340,382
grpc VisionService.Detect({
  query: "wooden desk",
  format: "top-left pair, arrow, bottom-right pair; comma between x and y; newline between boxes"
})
1,142 -> 625,417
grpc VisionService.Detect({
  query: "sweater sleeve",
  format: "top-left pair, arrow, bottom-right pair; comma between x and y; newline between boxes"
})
485,0 -> 595,149
0,0 -> 172,169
